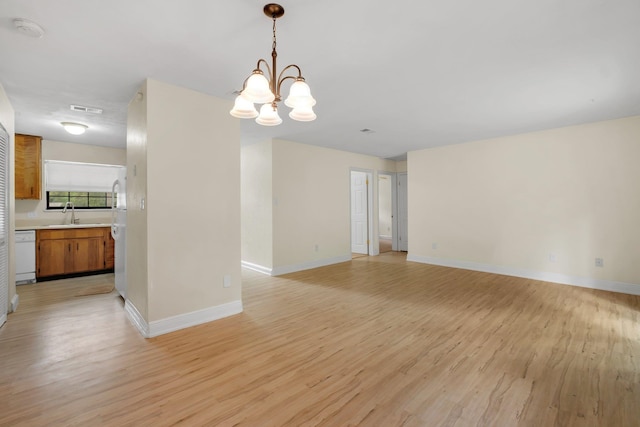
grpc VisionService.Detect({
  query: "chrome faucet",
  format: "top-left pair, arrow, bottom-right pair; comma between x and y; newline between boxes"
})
62,201 -> 77,224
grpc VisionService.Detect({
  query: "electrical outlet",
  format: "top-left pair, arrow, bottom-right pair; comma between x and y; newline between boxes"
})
432,242 -> 438,250
314,244 -> 319,252
548,253 -> 557,263
223,275 -> 231,288
595,258 -> 604,268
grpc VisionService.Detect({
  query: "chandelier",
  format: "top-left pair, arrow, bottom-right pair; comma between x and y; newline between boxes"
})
229,3 -> 316,126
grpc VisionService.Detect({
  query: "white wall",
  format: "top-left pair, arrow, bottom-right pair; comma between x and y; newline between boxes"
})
408,115 -> 640,292
271,139 -> 397,273
126,79 -> 241,334
0,84 -> 16,311
146,79 -> 241,322
241,140 -> 273,270
126,81 -> 149,320
15,139 -> 126,225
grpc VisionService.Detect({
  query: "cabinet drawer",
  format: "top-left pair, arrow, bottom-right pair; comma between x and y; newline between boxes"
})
38,228 -> 108,240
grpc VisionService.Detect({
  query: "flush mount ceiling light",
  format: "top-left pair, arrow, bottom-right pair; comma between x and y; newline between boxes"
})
61,122 -> 88,135
230,3 -> 316,126
13,18 -> 45,38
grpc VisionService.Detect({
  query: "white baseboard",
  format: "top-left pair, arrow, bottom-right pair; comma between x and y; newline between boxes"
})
407,254 -> 640,296
124,300 -> 150,337
271,255 -> 352,276
241,261 -> 273,276
10,294 -> 19,312
379,235 -> 392,240
124,298 -> 243,338
148,300 -> 243,337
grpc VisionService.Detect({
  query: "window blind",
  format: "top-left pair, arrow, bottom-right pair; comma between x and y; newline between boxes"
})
45,160 -> 124,192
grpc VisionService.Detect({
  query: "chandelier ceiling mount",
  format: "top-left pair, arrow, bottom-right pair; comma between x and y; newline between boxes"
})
263,3 -> 285,19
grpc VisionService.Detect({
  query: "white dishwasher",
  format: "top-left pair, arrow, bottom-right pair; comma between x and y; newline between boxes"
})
15,230 -> 36,284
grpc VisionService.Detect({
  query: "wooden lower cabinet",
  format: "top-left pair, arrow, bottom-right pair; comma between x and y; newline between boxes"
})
105,232 -> 115,270
38,239 -> 67,277
66,238 -> 104,273
37,227 -> 113,279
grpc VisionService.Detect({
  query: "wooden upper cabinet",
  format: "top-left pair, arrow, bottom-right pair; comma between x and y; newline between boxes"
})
15,134 -> 42,200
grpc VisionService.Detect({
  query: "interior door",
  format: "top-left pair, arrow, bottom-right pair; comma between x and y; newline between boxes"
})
350,171 -> 368,254
397,172 -> 408,251
0,124 -> 8,326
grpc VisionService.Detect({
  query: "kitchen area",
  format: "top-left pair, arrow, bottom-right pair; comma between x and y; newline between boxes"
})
13,133 -> 127,297
4,76 -> 243,340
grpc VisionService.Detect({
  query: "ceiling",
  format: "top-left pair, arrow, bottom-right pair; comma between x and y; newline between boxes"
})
1,0 -> 639,160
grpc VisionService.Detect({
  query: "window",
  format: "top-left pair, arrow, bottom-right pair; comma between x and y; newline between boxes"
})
46,191 -> 114,210
44,160 -> 124,211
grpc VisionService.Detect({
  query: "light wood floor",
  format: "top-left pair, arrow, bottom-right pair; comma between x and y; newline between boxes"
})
379,238 -> 392,254
1,253 -> 639,426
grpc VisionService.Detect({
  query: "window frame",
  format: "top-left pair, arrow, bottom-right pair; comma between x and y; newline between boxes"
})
45,191 -> 115,210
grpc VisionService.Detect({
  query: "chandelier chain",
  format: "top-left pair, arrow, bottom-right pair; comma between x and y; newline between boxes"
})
272,17 -> 277,52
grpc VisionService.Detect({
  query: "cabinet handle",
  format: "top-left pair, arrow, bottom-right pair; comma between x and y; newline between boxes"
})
68,243 -> 71,252
77,243 -> 79,251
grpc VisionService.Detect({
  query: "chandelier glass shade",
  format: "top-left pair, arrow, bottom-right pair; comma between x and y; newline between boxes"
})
230,4 -> 316,125
230,96 -> 258,119
256,103 -> 283,126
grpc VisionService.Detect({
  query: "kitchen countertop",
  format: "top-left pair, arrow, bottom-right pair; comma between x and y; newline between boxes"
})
16,223 -> 111,231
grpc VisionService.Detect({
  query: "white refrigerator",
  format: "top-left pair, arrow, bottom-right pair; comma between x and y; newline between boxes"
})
111,168 -> 127,298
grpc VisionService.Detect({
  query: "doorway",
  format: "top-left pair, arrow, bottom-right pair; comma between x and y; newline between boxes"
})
378,173 -> 394,254
350,169 -> 373,257
397,172 -> 408,251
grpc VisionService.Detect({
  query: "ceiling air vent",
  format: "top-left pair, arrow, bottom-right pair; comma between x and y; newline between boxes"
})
70,104 -> 103,114
360,128 -> 375,134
